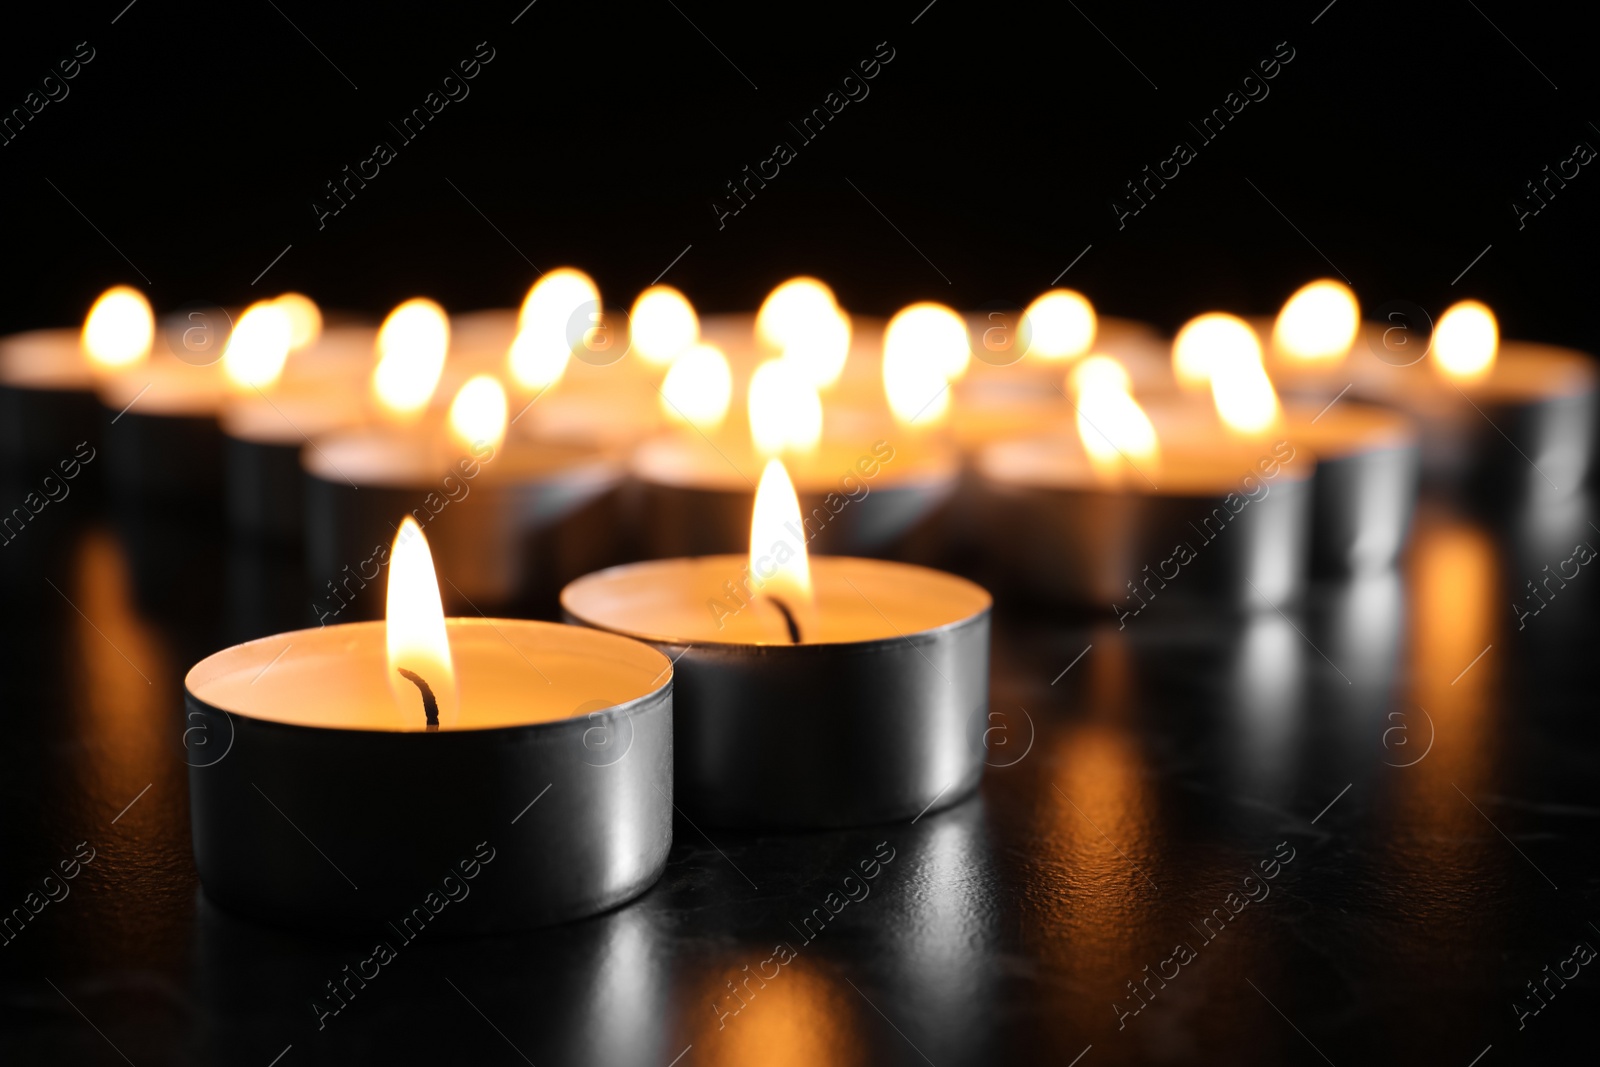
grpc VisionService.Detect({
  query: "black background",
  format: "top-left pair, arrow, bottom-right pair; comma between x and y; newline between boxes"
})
2,0 -> 1596,346
6,5 -> 1600,1066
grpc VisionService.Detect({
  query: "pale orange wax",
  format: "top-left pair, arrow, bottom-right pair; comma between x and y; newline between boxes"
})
302,424 -> 616,488
630,432 -> 944,494
979,422 -> 1305,495
186,618 -> 669,731
562,555 -> 990,648
0,328 -> 95,390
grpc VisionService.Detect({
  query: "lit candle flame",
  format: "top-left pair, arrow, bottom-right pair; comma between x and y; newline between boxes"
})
756,277 -> 838,349
1172,312 -> 1259,392
82,286 -> 154,370
882,302 -> 970,427
1432,300 -> 1498,383
748,358 -> 823,456
221,300 -> 295,391
373,298 -> 450,421
630,285 -> 699,366
448,374 -> 509,453
273,293 -> 323,351
1023,289 -> 1097,361
507,329 -> 572,392
780,308 -> 852,389
659,343 -> 732,432
1272,279 -> 1358,365
1071,356 -> 1159,479
386,516 -> 458,729
1208,346 -> 1282,436
749,458 -> 813,641
509,268 -> 601,388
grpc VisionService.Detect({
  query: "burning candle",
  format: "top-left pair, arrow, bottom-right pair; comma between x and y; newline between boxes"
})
1162,314 -> 1418,575
975,352 -> 1315,612
951,290 -> 1170,455
219,296 -> 374,540
563,458 -> 991,828
1260,279 -> 1363,396
506,269 -> 660,449
1358,300 -> 1596,500
631,300 -> 959,559
304,313 -> 622,619
186,517 -> 673,930
0,286 -> 155,474
86,293 -> 242,500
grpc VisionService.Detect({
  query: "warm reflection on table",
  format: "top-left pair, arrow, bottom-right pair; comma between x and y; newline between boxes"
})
2,490 -> 1598,1065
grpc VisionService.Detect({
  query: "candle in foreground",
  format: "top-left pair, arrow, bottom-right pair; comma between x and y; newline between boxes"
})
186,517 -> 673,931
563,458 -> 991,829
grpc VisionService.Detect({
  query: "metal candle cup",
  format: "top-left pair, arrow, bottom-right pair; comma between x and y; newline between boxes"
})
562,555 -> 991,829
222,392 -> 363,541
1281,400 -> 1419,574
185,618 -> 674,932
629,435 -> 956,559
1355,339 -> 1597,502
304,428 -> 623,617
97,357 -> 227,499
974,434 -> 1314,611
0,329 -> 102,475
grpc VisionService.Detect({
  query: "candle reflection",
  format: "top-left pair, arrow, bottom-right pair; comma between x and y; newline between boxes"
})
691,955 -> 865,1067
1379,509 -> 1502,894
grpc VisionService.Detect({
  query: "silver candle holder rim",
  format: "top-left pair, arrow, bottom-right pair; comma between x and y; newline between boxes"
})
562,555 -> 993,652
184,618 -> 673,736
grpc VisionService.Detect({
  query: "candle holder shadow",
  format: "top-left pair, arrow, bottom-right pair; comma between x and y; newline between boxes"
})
185,619 -> 675,933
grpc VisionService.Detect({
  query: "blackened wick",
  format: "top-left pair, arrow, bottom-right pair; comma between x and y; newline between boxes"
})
768,596 -> 803,644
397,668 -> 441,730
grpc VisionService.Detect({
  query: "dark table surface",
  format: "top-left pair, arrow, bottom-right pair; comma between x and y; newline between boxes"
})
2,485 -> 1597,1067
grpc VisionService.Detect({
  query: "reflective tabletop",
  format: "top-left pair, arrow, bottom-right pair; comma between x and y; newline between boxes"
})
2,490 -> 1596,1066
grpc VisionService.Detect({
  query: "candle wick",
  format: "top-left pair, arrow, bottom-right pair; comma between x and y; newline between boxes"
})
768,596 -> 803,644
397,668 -> 441,729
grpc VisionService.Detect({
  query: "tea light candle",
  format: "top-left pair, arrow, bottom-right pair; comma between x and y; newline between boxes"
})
0,287 -> 150,476
634,328 -> 959,558
563,459 -> 991,829
305,372 -> 621,618
1356,301 -> 1596,500
1258,279 -> 1363,398
975,356 -> 1315,611
1166,307 -> 1421,574
219,298 -> 372,539
186,518 -> 672,931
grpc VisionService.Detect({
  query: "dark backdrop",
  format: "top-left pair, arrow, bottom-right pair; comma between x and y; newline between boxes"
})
2,0 -> 1596,348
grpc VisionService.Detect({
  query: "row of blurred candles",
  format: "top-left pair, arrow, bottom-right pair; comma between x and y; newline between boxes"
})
1,273 -> 1592,616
